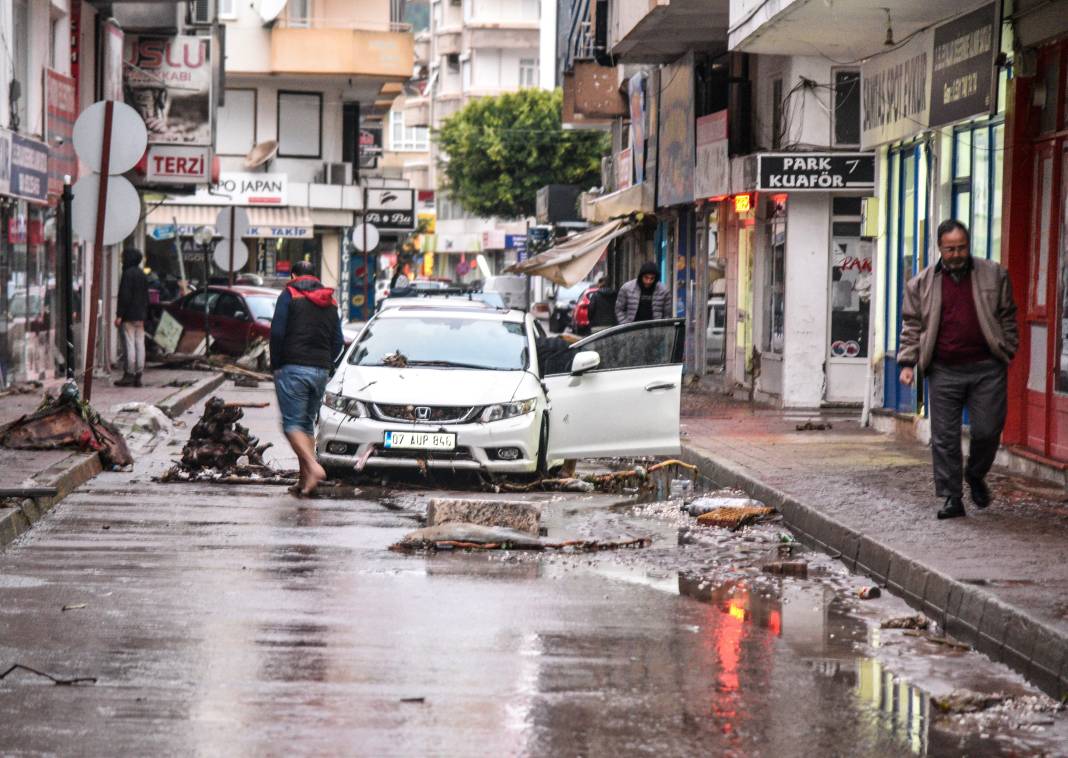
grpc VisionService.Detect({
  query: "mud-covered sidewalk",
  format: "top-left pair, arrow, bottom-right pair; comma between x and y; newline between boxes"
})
0,367 -> 224,549
680,384 -> 1068,699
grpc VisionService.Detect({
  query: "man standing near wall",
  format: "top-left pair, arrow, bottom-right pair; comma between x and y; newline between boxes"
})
898,220 -> 1019,520
615,262 -> 670,324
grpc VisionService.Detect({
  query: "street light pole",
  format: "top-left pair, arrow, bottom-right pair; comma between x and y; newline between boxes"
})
194,226 -> 214,359
61,177 -> 74,379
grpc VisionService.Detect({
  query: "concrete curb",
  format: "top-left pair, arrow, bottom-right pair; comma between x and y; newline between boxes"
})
0,372 -> 226,552
680,444 -> 1068,699
157,372 -> 227,419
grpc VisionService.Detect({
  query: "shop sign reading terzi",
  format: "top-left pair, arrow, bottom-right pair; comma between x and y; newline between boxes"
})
757,153 -> 875,191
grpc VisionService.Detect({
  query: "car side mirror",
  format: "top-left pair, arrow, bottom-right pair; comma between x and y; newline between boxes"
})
233,310 -> 247,320
571,350 -> 601,376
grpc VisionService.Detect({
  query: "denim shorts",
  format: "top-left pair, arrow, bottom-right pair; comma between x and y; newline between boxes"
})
274,364 -> 329,435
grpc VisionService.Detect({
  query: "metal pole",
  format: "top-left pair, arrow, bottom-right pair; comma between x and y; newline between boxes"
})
173,215 -> 187,291
362,185 -> 369,319
202,242 -> 211,359
82,99 -> 114,403
61,178 -> 74,379
227,206 -> 235,287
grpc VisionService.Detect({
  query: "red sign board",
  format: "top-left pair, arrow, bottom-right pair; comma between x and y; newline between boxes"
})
45,69 -> 77,198
145,145 -> 211,184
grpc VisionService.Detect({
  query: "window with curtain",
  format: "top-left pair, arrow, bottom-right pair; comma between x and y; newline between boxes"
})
277,92 -> 322,157
519,58 -> 538,88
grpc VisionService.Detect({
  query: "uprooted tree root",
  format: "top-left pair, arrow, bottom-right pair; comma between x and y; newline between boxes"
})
488,459 -> 699,494
157,396 -> 280,483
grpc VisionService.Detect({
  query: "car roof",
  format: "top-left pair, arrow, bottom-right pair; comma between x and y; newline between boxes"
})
207,285 -> 281,297
376,301 -> 526,322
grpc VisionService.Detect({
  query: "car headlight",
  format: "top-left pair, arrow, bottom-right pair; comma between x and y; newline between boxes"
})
323,392 -> 369,418
481,397 -> 537,422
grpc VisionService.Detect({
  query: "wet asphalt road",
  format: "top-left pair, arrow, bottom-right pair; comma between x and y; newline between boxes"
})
0,383 -> 1065,757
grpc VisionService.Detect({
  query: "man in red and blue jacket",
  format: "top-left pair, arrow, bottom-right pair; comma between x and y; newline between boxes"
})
270,260 -> 345,496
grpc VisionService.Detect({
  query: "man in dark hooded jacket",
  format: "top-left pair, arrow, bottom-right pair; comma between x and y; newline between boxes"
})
615,262 -> 671,324
271,260 -> 345,496
115,248 -> 150,387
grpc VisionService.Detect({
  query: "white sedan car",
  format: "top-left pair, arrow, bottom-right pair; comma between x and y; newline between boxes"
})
316,298 -> 683,474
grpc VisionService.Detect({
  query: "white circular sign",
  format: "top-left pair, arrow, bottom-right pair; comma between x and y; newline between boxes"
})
71,175 -> 140,245
351,223 -> 380,252
72,101 -> 148,175
213,239 -> 249,272
215,207 -> 250,240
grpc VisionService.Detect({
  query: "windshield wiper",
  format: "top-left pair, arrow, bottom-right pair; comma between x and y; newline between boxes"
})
405,360 -> 493,370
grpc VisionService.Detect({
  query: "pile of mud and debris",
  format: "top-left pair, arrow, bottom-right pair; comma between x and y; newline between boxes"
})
157,396 -> 291,484
0,381 -> 132,468
390,497 -> 653,554
485,459 -> 702,495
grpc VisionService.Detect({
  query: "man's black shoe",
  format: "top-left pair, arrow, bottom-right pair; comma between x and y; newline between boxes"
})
967,477 -> 991,509
937,497 -> 966,520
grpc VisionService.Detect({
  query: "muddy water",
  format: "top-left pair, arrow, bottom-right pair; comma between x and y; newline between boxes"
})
0,386 -> 1064,756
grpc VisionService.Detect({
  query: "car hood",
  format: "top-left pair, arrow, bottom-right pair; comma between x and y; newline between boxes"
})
338,366 -> 530,406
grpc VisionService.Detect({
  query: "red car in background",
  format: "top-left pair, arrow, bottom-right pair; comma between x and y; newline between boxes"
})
570,285 -> 599,336
162,285 -> 279,364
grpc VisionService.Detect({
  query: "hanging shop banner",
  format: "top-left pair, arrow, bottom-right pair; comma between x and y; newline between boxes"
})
616,148 -> 633,191
695,110 -> 729,199
929,3 -> 999,128
364,188 -> 415,231
861,29 -> 932,149
45,69 -> 77,198
124,35 -> 212,146
628,72 -> 647,186
657,52 -> 695,207
757,153 -> 875,191
9,133 -> 50,204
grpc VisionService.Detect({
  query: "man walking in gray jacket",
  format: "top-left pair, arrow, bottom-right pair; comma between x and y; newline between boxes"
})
615,262 -> 671,324
898,220 -> 1019,520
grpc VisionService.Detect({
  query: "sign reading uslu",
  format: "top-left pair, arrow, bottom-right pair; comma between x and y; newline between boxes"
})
929,2 -> 999,128
757,153 -> 875,191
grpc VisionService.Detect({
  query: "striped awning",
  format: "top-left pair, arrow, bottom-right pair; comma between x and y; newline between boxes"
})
145,204 -> 314,239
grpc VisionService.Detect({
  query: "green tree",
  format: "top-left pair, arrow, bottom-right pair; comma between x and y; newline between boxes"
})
436,88 -> 609,220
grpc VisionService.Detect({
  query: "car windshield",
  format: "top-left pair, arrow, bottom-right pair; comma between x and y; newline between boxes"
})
350,316 -> 528,370
245,295 -> 277,320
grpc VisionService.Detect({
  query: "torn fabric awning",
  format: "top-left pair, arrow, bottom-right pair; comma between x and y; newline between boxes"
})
505,218 -> 633,286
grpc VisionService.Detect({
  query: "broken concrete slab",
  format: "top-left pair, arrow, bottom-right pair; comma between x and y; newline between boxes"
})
426,498 -> 541,536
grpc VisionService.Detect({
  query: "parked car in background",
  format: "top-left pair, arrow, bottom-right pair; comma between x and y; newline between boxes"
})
162,285 -> 279,363
570,285 -> 600,336
316,297 -> 685,475
547,280 -> 593,333
481,275 -> 529,310
706,295 -> 726,367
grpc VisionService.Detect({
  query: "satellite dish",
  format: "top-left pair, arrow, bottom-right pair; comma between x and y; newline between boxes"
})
244,140 -> 278,170
258,0 -> 287,24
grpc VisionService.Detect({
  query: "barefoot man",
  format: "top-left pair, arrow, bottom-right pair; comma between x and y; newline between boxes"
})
270,260 -> 344,496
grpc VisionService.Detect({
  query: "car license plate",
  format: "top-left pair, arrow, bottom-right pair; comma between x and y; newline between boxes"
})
383,430 -> 457,451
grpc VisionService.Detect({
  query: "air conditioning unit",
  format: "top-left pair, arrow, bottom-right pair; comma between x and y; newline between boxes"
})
188,0 -> 215,26
449,0 -> 461,6
323,162 -> 353,186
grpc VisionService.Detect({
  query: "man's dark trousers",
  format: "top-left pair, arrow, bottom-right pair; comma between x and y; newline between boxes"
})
927,359 -> 1007,498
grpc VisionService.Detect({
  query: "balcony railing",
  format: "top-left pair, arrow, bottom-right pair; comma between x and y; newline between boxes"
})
274,17 -> 413,32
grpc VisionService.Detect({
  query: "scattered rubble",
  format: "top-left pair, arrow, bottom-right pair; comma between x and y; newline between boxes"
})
426,498 -> 541,536
157,396 -> 278,483
795,421 -> 833,431
857,586 -> 882,599
687,493 -> 764,517
697,505 -> 777,530
933,690 -> 1010,714
881,614 -> 930,630
493,459 -> 698,495
0,381 -> 132,468
390,522 -> 652,553
761,559 -> 809,577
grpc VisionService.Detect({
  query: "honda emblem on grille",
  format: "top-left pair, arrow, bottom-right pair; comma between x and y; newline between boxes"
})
415,406 -> 431,420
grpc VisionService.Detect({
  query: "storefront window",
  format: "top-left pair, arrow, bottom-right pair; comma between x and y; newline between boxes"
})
951,119 -> 1004,261
829,197 -> 872,358
270,235 -> 321,278
0,204 -> 57,386
1057,146 -> 1068,393
762,198 -> 786,354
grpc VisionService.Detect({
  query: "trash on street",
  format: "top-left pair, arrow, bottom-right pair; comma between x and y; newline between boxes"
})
696,505 -> 777,530
687,494 -> 766,517
881,614 -> 931,630
761,559 -> 809,577
0,382 -> 132,468
390,522 -> 652,552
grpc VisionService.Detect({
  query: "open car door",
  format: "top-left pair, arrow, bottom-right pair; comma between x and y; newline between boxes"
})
544,319 -> 684,460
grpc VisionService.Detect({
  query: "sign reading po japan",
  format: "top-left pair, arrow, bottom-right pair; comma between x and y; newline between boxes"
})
929,3 -> 999,128
757,153 -> 875,191
145,145 -> 211,184
124,35 -> 211,146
